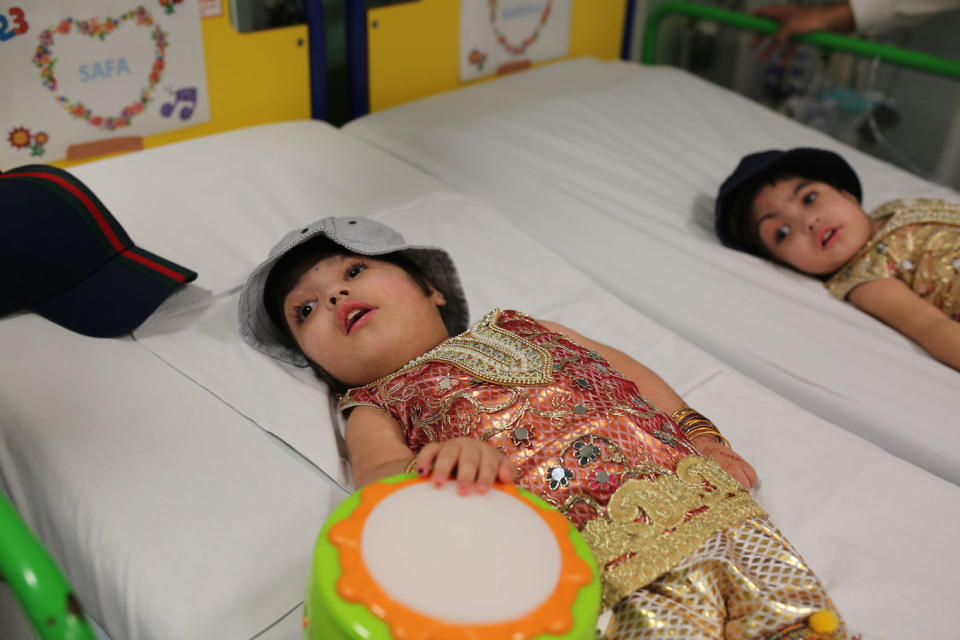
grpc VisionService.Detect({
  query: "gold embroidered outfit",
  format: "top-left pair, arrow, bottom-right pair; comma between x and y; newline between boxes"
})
826,198 -> 960,319
341,309 -> 845,639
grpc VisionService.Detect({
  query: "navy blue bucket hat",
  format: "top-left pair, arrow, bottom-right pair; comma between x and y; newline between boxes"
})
715,148 -> 862,253
0,164 -> 197,337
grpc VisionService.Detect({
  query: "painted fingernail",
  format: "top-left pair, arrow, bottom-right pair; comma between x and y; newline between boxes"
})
417,466 -> 425,475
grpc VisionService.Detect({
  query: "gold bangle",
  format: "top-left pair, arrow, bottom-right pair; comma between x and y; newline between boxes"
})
671,407 -> 730,448
403,457 -> 418,474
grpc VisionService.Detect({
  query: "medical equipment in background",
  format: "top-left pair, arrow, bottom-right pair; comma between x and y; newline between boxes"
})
644,0 -> 960,185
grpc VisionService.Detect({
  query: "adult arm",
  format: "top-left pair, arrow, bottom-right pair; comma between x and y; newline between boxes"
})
752,0 -> 960,61
538,320 -> 757,489
849,0 -> 960,34
753,2 -> 855,59
848,277 -> 960,371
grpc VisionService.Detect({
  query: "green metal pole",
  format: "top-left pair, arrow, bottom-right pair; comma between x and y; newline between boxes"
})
0,494 -> 97,640
642,0 -> 960,80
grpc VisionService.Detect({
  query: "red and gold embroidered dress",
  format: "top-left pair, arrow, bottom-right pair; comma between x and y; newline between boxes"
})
341,309 -> 845,639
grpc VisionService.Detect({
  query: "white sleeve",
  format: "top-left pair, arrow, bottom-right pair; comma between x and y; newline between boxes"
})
849,0 -> 960,34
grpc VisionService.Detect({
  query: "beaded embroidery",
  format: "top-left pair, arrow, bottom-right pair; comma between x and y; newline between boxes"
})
826,199 -> 960,319
352,308 -> 554,389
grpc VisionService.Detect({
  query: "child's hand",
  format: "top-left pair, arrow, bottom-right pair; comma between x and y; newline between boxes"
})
693,436 -> 758,490
413,437 -> 515,496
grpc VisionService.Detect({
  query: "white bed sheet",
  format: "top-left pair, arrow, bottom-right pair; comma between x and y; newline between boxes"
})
4,119 -> 959,640
343,57 -> 960,485
0,120 -> 450,639
142,181 -> 960,639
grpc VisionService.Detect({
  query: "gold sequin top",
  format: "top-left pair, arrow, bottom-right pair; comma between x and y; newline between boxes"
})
825,199 -> 960,319
340,309 -> 764,605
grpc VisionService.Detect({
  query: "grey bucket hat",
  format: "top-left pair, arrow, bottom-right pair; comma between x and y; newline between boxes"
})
238,216 -> 469,367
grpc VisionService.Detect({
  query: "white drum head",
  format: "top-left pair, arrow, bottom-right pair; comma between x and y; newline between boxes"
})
361,482 -> 562,624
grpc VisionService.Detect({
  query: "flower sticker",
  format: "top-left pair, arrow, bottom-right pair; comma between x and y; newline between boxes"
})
468,48 -> 487,71
159,0 -> 185,15
8,127 -> 31,149
7,127 -> 49,157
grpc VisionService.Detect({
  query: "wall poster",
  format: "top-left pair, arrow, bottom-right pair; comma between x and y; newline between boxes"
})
460,0 -> 573,82
1,0 -> 210,168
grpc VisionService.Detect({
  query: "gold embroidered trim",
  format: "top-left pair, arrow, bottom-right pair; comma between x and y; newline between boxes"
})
825,199 -> 960,299
579,455 -> 766,608
344,309 -> 554,399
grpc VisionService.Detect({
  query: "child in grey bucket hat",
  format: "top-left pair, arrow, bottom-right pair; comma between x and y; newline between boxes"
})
238,216 -> 469,370
236,215 -> 845,634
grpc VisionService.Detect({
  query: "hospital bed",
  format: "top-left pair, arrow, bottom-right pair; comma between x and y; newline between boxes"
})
3,5 -> 960,640
3,117 -> 960,639
342,2 -> 960,486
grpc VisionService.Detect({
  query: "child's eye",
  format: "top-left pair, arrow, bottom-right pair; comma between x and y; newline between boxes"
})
346,262 -> 367,279
774,224 -> 790,243
803,191 -> 817,205
292,301 -> 316,323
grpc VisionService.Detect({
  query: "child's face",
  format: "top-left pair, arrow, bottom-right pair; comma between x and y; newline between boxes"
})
751,177 -> 872,275
282,254 -> 449,387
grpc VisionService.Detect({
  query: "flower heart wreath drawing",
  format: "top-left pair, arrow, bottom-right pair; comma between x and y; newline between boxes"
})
32,6 -> 168,132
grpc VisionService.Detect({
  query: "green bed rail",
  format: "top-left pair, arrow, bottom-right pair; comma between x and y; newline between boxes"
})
0,493 -> 97,640
642,0 -> 960,80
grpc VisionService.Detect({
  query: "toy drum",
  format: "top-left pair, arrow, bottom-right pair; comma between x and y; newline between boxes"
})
305,474 -> 600,640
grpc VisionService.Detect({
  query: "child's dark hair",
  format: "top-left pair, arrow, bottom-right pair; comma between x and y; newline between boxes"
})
721,170 -> 796,260
263,236 -> 434,393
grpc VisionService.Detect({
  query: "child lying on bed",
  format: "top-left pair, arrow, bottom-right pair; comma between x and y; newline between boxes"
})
716,148 -> 960,372
238,216 -> 847,639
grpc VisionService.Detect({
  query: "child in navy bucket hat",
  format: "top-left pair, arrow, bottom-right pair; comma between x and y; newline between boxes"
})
0,165 -> 197,337
237,215 -> 848,638
716,147 -> 960,371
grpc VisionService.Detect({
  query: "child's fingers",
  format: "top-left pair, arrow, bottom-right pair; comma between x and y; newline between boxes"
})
433,442 -> 459,487
497,460 -> 516,484
455,446 -> 482,495
731,462 -> 754,490
474,455 -> 499,494
413,442 -> 440,477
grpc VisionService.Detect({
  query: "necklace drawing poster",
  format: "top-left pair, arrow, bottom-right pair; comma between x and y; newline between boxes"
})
460,0 -> 572,82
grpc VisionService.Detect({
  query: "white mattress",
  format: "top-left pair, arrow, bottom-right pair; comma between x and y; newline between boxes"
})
344,57 -> 960,486
0,120 -> 449,639
3,119 -> 960,640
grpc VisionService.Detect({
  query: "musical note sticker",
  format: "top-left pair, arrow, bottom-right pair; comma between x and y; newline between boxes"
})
160,86 -> 196,120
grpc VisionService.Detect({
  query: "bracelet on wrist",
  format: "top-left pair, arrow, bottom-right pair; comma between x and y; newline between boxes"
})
671,407 -> 730,448
403,457 -> 418,474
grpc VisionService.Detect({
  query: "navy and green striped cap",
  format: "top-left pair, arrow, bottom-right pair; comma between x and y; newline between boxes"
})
0,164 -> 197,337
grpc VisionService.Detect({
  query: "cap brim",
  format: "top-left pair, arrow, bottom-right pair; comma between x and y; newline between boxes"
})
33,246 -> 197,338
